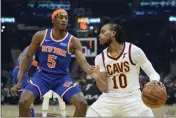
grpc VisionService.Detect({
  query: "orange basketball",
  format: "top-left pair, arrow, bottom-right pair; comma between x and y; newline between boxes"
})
141,82 -> 167,108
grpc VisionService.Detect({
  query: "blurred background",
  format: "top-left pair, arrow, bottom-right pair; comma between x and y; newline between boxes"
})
1,0 -> 176,117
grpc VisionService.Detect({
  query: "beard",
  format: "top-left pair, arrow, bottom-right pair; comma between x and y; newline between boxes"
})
104,38 -> 112,47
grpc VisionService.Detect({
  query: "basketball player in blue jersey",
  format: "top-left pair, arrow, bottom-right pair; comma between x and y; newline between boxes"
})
11,9 -> 99,117
11,46 -> 38,117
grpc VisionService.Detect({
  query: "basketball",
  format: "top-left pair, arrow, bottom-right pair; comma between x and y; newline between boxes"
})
141,82 -> 167,108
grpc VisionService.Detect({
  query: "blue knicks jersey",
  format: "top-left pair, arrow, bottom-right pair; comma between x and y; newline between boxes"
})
38,29 -> 72,75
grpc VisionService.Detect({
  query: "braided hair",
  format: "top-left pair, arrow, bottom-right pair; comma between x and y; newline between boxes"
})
101,17 -> 126,44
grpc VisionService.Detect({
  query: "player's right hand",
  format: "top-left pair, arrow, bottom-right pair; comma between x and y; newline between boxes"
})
11,82 -> 22,97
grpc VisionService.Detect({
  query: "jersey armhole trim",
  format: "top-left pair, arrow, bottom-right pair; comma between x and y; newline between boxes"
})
67,35 -> 73,54
101,52 -> 106,68
128,43 -> 136,65
40,29 -> 47,46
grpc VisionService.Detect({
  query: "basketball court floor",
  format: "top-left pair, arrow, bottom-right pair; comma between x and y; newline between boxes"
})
1,105 -> 176,117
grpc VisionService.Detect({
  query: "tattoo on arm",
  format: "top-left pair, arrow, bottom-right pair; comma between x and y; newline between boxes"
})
71,36 -> 92,74
70,46 -> 76,54
79,59 -> 87,67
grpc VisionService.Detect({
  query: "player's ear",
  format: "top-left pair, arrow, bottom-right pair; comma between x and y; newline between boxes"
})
52,16 -> 57,24
112,31 -> 116,37
52,19 -> 54,24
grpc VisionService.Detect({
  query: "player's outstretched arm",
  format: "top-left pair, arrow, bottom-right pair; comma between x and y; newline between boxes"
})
70,36 -> 108,92
18,30 -> 45,83
18,47 -> 29,61
70,36 -> 95,74
131,44 -> 165,88
11,30 -> 45,96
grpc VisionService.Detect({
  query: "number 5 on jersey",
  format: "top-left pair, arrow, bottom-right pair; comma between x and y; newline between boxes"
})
47,54 -> 57,68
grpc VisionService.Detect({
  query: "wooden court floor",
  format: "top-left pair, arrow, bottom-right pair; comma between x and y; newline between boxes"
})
1,105 -> 176,117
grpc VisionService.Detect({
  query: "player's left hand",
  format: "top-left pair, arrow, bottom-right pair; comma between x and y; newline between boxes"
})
145,80 -> 165,89
88,65 -> 96,74
90,65 -> 101,80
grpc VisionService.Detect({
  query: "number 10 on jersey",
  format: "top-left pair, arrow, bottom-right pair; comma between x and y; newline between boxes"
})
112,74 -> 127,89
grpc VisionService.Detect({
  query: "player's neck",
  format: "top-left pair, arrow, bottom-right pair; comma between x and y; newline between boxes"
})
108,41 -> 124,53
52,28 -> 67,40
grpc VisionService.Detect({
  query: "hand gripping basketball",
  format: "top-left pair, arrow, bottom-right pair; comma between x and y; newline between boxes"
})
142,81 -> 167,108
145,80 -> 165,89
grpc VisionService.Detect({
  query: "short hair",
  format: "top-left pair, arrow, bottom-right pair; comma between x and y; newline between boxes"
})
101,17 -> 126,44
